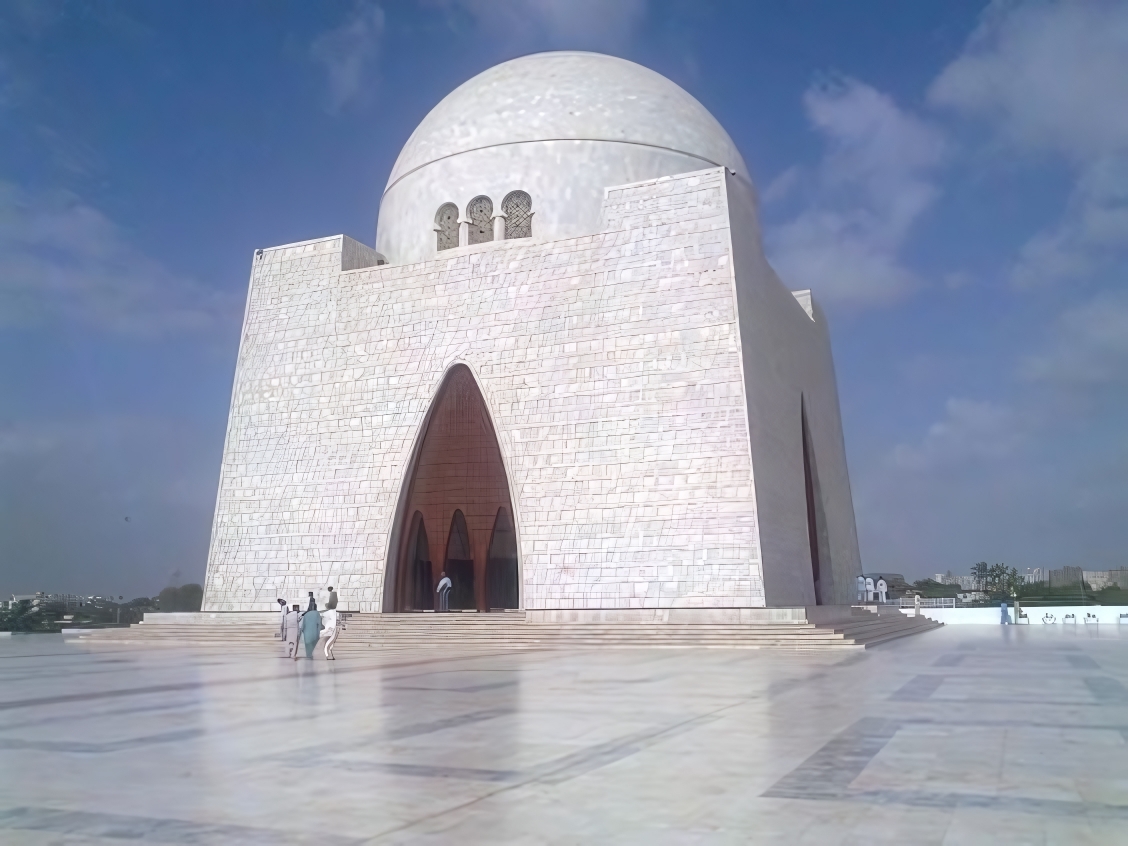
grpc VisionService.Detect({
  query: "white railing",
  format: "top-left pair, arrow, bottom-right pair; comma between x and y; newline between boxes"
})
898,597 -> 956,609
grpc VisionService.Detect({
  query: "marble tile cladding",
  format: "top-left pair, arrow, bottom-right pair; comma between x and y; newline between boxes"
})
204,168 -> 764,612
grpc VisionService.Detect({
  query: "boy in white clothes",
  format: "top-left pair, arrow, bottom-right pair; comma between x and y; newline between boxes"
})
321,607 -> 342,660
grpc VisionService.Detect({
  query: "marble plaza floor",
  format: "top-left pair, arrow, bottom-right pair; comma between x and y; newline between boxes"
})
1,625 -> 1127,844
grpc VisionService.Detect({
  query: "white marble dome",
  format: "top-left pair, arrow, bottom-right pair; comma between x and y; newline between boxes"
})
375,51 -> 751,265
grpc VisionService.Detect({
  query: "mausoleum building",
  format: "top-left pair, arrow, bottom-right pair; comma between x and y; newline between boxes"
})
202,51 -> 863,614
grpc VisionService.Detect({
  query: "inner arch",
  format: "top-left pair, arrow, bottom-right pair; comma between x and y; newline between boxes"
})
389,365 -> 519,612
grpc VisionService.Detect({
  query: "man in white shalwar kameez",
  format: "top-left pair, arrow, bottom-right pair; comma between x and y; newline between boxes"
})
321,607 -> 342,660
282,604 -> 301,658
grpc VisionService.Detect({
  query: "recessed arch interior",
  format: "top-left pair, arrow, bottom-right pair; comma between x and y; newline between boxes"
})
387,364 -> 519,612
486,507 -> 519,609
400,512 -> 433,611
801,395 -> 831,605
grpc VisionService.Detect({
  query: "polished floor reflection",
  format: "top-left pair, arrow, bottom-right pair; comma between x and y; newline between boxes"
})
1,625 -> 1126,844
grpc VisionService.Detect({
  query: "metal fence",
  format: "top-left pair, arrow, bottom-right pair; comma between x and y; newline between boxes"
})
897,597 -> 957,609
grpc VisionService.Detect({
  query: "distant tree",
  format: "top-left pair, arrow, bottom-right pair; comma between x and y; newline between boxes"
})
156,584 -> 204,612
971,562 -> 990,587
984,564 -> 1021,597
180,583 -> 203,611
912,579 -> 959,598
0,600 -> 61,633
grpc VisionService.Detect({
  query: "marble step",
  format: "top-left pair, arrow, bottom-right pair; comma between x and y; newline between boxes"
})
78,609 -> 941,650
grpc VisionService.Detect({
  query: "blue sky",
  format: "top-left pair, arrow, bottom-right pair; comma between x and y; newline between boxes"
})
2,0 -> 1126,597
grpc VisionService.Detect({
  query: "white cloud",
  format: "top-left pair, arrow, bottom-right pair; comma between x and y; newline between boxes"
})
0,182 -> 241,336
929,1 -> 1128,288
760,165 -> 801,205
310,1 -> 386,112
890,398 -> 1022,471
929,0 -> 1128,162
765,77 -> 946,306
1021,289 -> 1128,388
436,0 -> 648,49
1012,155 -> 1128,286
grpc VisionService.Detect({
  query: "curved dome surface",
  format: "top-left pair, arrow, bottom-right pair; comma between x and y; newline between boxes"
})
376,52 -> 750,265
386,52 -> 747,190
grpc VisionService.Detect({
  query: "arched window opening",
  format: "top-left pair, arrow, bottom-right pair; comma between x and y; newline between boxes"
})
502,191 -> 532,240
405,513 -> 433,611
435,203 -> 459,251
445,510 -> 475,609
467,196 -> 494,245
486,508 -> 519,609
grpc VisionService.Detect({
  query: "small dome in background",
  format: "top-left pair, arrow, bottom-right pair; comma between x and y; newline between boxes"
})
376,52 -> 751,265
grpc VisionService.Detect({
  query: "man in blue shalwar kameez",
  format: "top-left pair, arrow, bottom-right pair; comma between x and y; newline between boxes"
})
299,602 -> 322,659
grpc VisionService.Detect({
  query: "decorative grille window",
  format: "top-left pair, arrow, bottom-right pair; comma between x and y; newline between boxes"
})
467,196 -> 493,244
435,203 -> 459,251
502,190 -> 532,239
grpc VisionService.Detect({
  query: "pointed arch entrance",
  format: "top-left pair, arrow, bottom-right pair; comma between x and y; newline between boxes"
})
388,365 -> 520,612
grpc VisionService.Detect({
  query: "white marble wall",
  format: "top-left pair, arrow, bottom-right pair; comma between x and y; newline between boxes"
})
204,168 -> 776,612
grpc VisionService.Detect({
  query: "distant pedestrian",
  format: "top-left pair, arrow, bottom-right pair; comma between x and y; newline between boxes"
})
283,604 -> 301,657
306,591 -> 316,612
321,607 -> 342,660
325,586 -> 338,610
436,571 -> 452,612
300,602 -> 322,659
276,598 -> 287,638
1000,601 -> 1010,625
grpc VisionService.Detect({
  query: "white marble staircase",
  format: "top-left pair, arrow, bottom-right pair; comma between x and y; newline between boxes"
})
76,606 -> 940,652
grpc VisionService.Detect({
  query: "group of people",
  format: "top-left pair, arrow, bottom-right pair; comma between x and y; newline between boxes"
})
277,586 -> 343,660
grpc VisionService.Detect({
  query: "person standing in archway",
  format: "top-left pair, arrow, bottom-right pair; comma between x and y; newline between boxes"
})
436,571 -> 452,612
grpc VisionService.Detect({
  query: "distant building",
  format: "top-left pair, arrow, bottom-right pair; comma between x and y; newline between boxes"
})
863,573 -> 909,597
1048,566 -> 1084,589
5,593 -> 83,611
1082,569 -> 1128,590
934,573 -> 974,588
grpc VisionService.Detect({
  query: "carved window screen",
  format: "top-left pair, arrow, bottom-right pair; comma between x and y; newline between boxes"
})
467,196 -> 493,245
435,203 -> 459,251
502,190 -> 532,239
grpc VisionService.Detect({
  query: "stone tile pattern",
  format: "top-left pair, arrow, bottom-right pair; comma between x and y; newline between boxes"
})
203,168 -> 764,612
